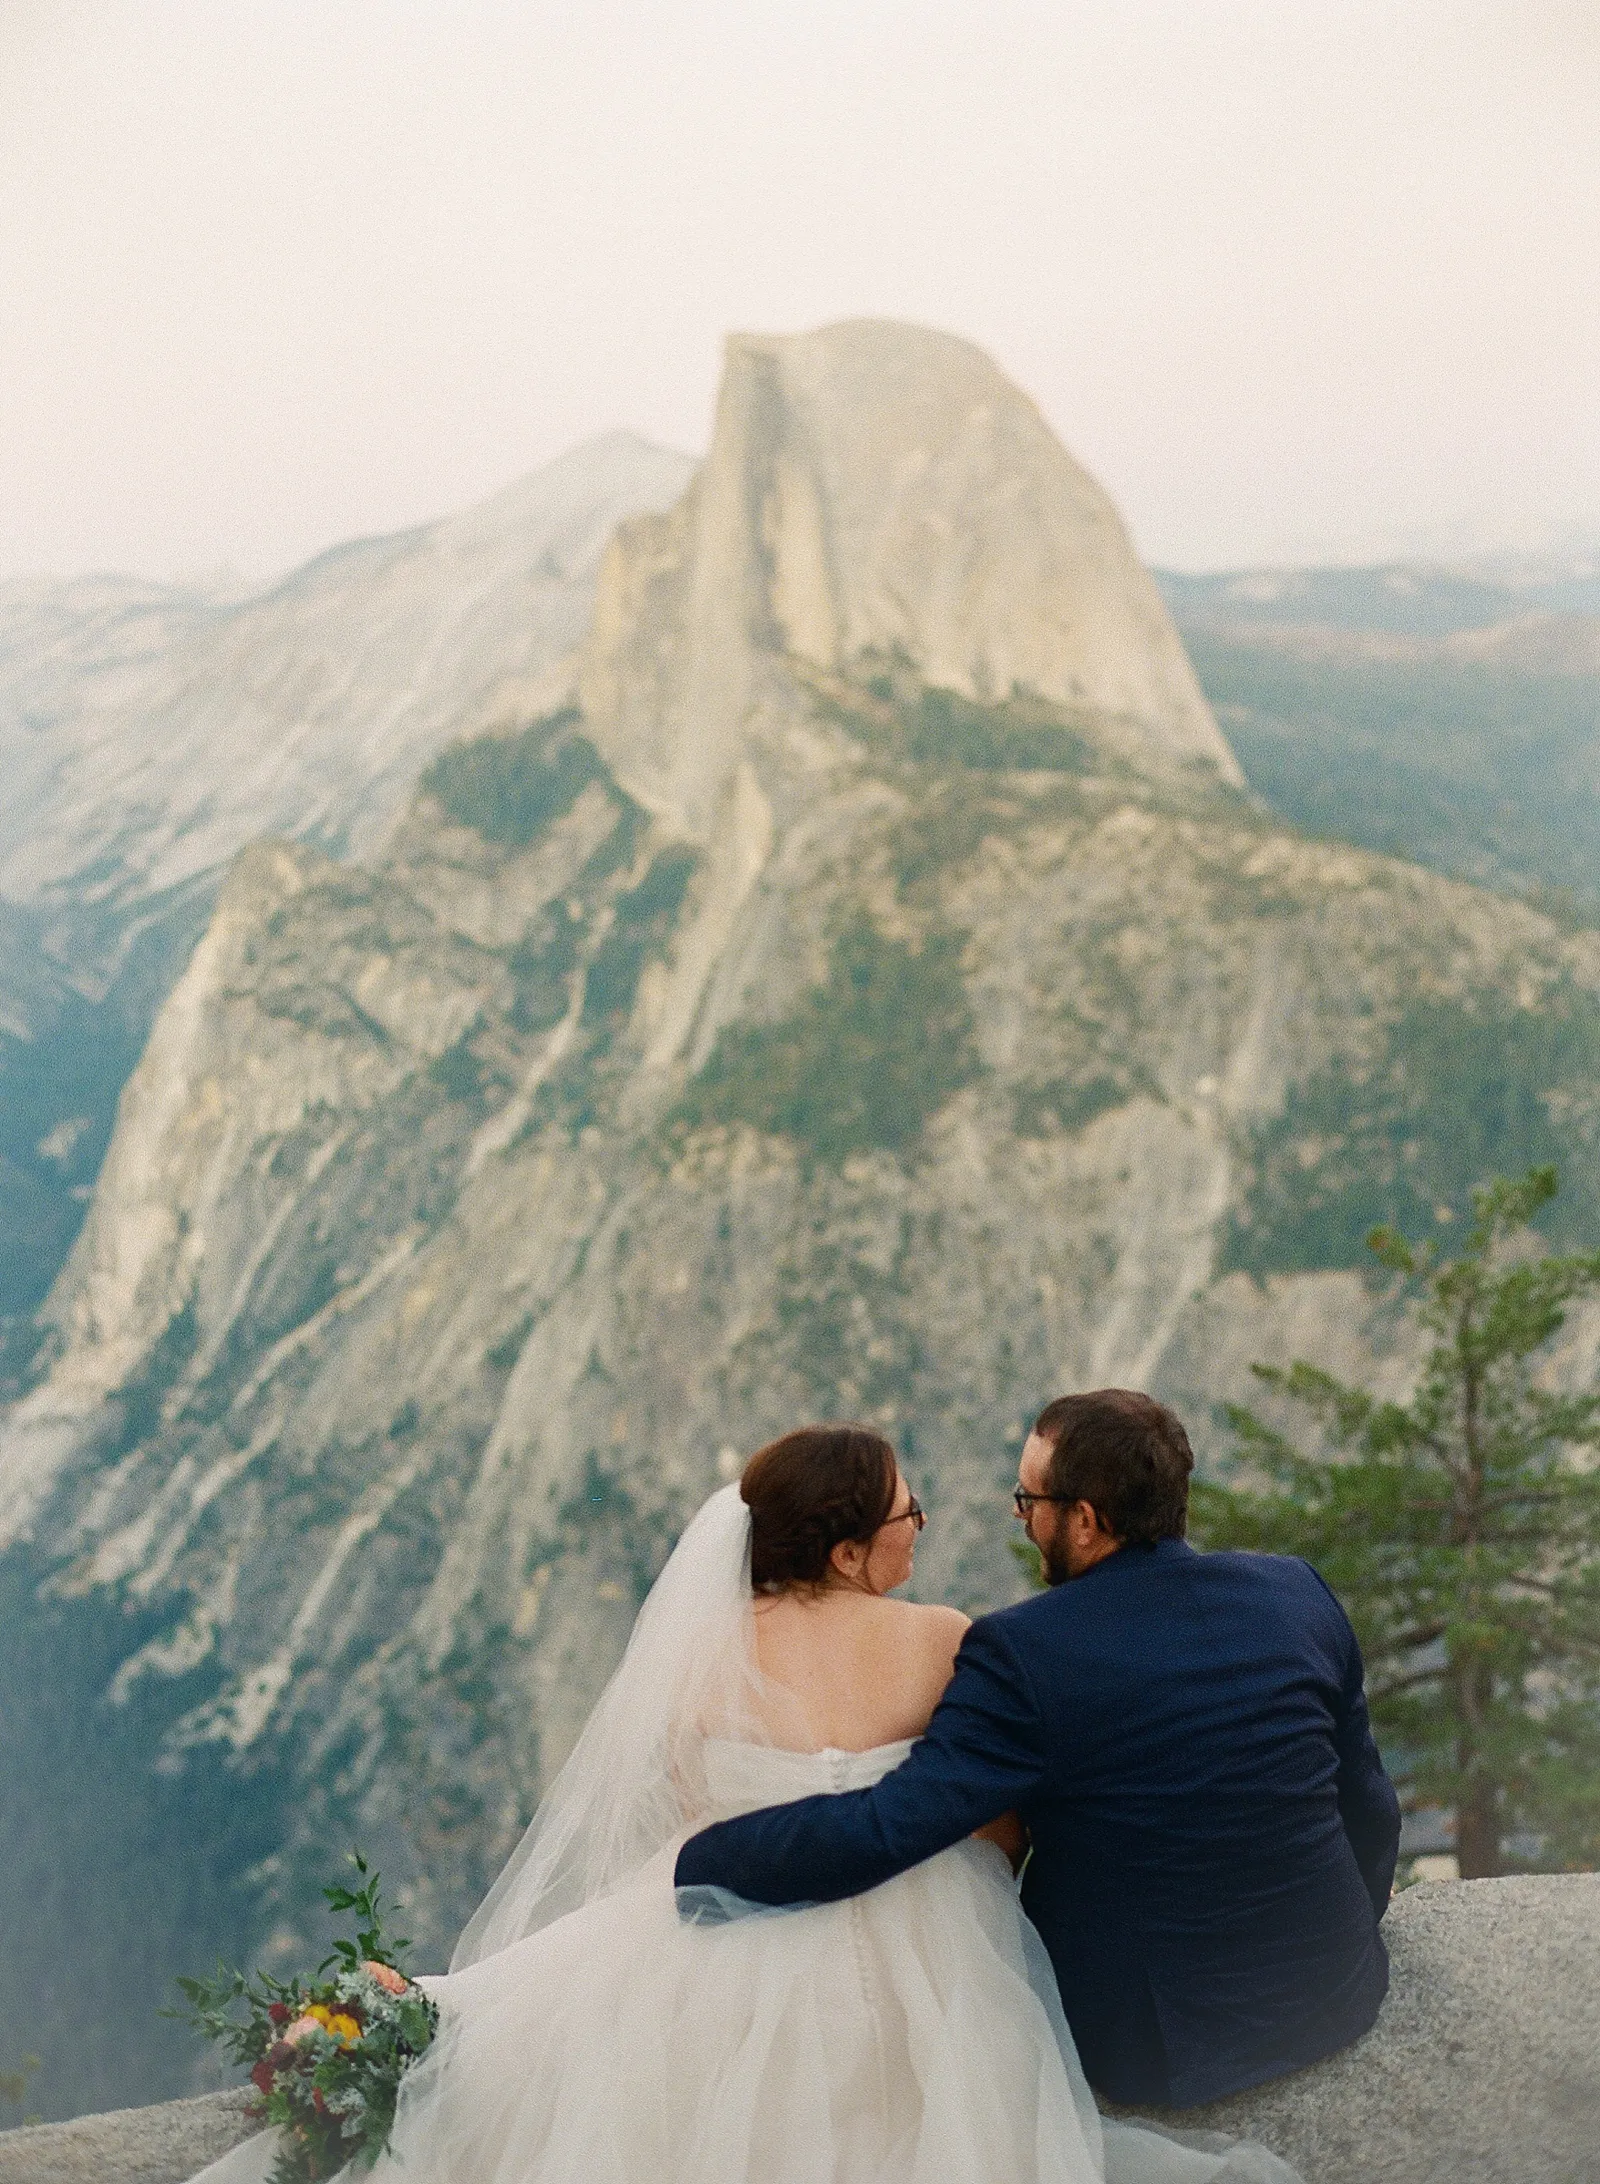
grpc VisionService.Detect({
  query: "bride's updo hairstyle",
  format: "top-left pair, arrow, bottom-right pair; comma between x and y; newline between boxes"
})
741,1425 -> 898,1592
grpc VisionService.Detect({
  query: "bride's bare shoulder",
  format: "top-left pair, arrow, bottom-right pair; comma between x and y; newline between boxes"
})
881,1598 -> 970,1667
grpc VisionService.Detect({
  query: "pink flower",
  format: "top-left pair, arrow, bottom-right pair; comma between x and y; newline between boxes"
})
361,1960 -> 409,1997
284,2015 -> 322,2044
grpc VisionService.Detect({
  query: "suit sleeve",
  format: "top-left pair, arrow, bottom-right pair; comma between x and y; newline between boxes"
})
674,1613 -> 1048,1906
1305,1564 -> 1401,1918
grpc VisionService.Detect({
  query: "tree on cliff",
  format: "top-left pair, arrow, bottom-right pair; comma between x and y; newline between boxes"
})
1191,1167 -> 1600,1878
1,2052 -> 40,2125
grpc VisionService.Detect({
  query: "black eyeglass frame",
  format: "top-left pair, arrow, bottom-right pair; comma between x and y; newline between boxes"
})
882,1494 -> 927,1532
1012,1487 -> 1074,1515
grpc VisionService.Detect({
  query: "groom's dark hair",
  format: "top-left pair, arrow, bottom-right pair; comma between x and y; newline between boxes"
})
1031,1390 -> 1193,1544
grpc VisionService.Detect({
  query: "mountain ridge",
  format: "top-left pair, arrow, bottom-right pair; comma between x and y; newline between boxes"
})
0,429 -> 697,918
0,432 -> 697,1349
1158,561 -> 1600,913
581,323 -> 1238,842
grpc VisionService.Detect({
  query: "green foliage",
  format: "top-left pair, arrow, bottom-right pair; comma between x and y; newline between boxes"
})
506,905 -> 579,1034
1011,1073 -> 1141,1139
0,1543 -> 295,2120
1193,1168 -> 1600,1876
1184,631 -> 1600,911
891,685 -> 1092,772
485,1315 -> 533,1373
1010,1536 -> 1046,1590
420,710 -> 606,848
0,914 -> 172,1329
555,1450 -> 682,1607
767,1226 -> 922,1419
1225,990 -> 1600,1274
823,666 -> 1093,775
885,785 -> 1013,901
1,2052 -> 40,2124
108,1298 -> 200,1454
427,1034 -> 500,1112
171,1852 -> 438,2181
315,1853 -> 404,1977
678,913 -> 982,1163
581,848 -> 698,1026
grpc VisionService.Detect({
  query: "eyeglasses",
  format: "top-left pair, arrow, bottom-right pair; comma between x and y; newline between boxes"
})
1013,1487 -> 1073,1515
883,1495 -> 927,1533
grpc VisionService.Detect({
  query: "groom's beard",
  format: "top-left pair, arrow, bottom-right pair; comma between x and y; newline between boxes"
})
1039,1541 -> 1074,1587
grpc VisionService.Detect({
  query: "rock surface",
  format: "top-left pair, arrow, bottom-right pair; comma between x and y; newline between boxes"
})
3,1878 -> 1595,2184
0,432 -> 695,923
0,433 -> 696,1347
581,321 -> 1238,839
1159,1875 -> 1600,2182
0,2089 -> 255,2184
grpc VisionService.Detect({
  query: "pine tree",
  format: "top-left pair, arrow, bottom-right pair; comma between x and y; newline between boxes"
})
1191,1167 -> 1600,1877
1,2053 -> 40,2124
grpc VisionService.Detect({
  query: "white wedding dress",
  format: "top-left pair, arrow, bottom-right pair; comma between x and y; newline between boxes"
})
186,1490 -> 1300,2184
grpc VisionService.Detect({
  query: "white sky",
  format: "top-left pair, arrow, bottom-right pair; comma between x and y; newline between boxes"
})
2,0 -> 1597,582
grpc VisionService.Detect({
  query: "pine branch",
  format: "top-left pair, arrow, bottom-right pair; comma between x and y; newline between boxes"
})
1206,1165 -> 1600,1872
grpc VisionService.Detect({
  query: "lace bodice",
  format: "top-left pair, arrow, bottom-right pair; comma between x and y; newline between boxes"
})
701,1737 -> 915,1818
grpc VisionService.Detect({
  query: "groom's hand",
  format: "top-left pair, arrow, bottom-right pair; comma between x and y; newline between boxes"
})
974,1810 -> 1028,1871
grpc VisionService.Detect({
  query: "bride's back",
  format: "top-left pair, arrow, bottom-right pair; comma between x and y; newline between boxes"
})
751,1591 -> 968,1752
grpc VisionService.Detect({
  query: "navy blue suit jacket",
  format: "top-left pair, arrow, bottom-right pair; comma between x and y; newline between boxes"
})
676,1539 -> 1400,2109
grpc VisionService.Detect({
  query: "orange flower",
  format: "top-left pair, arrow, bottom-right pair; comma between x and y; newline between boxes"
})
326,2012 -> 362,2045
361,1960 -> 409,1997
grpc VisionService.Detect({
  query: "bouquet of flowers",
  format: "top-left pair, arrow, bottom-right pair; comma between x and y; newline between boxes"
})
172,1853 -> 439,2183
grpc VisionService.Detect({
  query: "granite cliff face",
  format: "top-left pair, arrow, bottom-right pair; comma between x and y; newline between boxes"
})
3,323 -> 1599,2115
0,432 -> 695,917
0,434 -> 695,1348
582,323 -> 1237,841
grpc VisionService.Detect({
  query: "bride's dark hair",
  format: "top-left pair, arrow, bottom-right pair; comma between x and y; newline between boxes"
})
741,1424 -> 898,1591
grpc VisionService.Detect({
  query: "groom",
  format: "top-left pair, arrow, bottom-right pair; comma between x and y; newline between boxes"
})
677,1389 -> 1401,2110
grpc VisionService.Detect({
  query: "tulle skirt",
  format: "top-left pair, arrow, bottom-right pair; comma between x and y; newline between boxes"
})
187,1835 -> 1298,2183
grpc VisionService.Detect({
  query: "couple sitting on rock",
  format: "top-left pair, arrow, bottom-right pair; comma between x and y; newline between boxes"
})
193,1389 -> 1398,2184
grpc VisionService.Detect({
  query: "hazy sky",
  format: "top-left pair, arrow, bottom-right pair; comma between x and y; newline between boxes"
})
3,0 -> 1597,582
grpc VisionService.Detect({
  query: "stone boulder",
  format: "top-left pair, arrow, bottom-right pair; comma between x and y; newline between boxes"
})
2,1877 -> 1595,2183
1131,1875 -> 1600,2183
0,2089 -> 256,2184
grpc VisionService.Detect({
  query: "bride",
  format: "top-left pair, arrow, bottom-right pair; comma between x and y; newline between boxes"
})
191,1425 -> 1298,2182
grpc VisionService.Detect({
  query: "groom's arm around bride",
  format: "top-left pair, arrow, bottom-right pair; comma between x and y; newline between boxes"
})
676,1390 -> 1401,2112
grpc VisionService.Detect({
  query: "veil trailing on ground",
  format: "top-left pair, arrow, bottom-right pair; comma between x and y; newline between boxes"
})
450,1482 -> 776,1970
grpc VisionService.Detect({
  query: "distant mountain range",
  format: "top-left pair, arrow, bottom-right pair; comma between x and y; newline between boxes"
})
1158,558 -> 1600,636
0,434 -> 694,1352
1157,565 -> 1600,912
2,324 -> 1597,2121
